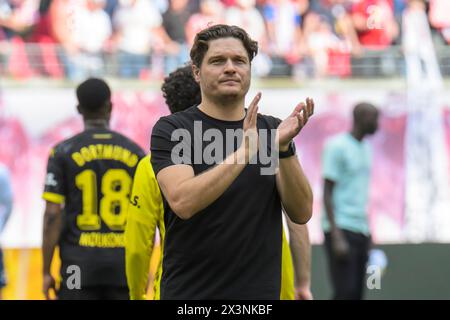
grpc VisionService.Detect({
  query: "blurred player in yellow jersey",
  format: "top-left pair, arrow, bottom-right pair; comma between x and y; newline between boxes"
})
124,65 -> 313,300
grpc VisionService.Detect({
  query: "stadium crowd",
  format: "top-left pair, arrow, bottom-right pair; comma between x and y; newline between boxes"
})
0,0 -> 449,79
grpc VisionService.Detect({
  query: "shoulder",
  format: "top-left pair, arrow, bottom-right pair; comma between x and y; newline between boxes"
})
133,154 -> 157,186
153,107 -> 198,131
324,133 -> 348,153
132,155 -> 161,200
257,113 -> 282,129
363,140 -> 373,154
111,131 -> 144,153
50,133 -> 84,156
136,155 -> 154,176
326,133 -> 347,146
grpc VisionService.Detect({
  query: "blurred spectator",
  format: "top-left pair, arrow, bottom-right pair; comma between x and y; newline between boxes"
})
48,0 -> 79,75
112,0 -> 166,78
0,0 -> 39,38
162,0 -> 192,75
0,0 -> 447,80
403,0 -> 442,89
30,0 -> 54,42
308,0 -> 361,55
0,0 -> 41,78
262,0 -> 306,76
428,0 -> 450,45
225,0 -> 271,76
24,0 -> 65,78
303,13 -> 346,77
351,0 -> 399,77
186,0 -> 224,46
49,0 -> 111,80
72,0 -> 111,79
351,0 -> 399,50
76,0 -> 111,53
225,0 -> 266,46
263,0 -> 301,57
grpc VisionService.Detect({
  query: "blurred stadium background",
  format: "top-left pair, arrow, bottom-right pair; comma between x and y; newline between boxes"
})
0,0 -> 449,299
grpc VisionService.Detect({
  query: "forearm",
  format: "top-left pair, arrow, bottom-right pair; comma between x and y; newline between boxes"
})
42,211 -> 61,274
277,157 -> 313,224
323,185 -> 337,231
324,198 -> 337,230
164,147 -> 248,219
288,221 -> 311,288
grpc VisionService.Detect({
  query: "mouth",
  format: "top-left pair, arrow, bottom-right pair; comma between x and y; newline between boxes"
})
220,80 -> 240,85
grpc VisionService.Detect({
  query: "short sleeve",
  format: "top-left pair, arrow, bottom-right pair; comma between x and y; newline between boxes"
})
260,114 -> 282,129
42,147 -> 66,204
127,155 -> 162,228
150,117 -> 192,176
272,116 -> 282,129
322,140 -> 342,182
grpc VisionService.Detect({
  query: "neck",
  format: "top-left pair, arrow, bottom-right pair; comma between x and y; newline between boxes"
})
350,128 -> 365,141
199,94 -> 245,121
84,118 -> 109,130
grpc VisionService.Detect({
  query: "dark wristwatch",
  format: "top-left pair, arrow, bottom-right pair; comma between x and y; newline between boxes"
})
279,141 -> 296,159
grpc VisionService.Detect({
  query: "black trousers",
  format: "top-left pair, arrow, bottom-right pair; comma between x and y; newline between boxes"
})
324,229 -> 371,300
58,285 -> 129,300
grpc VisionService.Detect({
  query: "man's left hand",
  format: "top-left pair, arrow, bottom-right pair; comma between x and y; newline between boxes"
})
277,98 -> 314,151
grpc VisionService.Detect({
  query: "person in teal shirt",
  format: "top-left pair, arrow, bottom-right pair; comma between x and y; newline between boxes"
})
322,102 -> 379,300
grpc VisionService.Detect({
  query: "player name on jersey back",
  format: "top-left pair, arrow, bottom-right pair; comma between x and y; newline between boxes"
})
71,143 -> 140,168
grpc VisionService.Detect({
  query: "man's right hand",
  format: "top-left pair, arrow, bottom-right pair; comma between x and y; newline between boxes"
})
43,273 -> 57,300
241,92 -> 261,163
331,228 -> 350,259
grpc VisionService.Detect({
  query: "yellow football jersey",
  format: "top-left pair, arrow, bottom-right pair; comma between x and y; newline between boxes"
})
124,154 -> 165,300
280,230 -> 295,300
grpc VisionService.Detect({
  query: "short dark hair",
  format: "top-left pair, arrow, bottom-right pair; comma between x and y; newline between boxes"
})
161,65 -> 201,114
190,24 -> 258,68
76,78 -> 111,113
353,102 -> 378,123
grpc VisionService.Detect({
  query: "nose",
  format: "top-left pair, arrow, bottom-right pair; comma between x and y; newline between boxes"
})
223,59 -> 236,74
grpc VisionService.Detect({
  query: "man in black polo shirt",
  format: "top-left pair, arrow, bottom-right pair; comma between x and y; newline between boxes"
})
150,24 -> 314,299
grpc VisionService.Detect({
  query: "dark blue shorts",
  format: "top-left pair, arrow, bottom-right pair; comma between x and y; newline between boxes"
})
0,248 -> 6,288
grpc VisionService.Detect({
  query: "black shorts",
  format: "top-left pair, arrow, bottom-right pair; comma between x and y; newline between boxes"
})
57,285 -> 129,300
